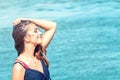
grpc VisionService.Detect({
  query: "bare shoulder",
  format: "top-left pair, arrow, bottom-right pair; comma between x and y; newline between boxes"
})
12,62 -> 25,80
13,62 -> 24,71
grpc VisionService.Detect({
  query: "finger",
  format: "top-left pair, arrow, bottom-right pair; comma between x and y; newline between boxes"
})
13,19 -> 21,26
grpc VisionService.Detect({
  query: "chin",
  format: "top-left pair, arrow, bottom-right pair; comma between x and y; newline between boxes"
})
38,41 -> 42,45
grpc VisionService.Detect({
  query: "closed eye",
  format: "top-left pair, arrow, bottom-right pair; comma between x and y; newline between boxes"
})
34,30 -> 37,33
34,27 -> 38,33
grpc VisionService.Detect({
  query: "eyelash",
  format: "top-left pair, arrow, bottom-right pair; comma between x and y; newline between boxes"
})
34,31 -> 37,33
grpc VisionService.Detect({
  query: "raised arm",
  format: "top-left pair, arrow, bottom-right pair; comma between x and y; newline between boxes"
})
13,18 -> 56,48
30,19 -> 56,48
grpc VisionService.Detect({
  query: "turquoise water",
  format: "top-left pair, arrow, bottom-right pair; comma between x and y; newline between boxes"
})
1,0 -> 120,80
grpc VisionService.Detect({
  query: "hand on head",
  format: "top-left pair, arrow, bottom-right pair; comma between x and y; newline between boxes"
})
13,18 -> 28,26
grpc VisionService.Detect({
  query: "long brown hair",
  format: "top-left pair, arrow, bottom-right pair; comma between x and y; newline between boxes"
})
12,20 -> 49,67
34,45 -> 49,67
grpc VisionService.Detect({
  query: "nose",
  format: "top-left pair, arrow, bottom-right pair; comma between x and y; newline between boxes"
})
38,31 -> 42,37
38,30 -> 42,35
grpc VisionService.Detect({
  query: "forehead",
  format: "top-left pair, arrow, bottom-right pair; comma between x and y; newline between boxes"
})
26,23 -> 37,30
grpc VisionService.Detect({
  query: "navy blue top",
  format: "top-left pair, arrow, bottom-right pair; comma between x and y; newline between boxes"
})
14,60 -> 51,80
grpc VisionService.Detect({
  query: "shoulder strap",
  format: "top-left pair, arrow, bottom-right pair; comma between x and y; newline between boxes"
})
14,62 -> 26,69
41,60 -> 51,79
14,59 -> 30,69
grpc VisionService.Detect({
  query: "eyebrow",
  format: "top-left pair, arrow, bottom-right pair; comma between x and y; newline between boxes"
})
34,27 -> 38,30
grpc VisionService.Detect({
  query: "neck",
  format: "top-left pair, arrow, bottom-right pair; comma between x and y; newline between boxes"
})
21,43 -> 36,58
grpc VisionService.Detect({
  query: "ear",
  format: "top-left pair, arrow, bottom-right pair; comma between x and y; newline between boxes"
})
24,37 -> 30,42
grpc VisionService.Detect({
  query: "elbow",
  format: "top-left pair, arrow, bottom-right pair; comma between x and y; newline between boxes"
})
52,22 -> 57,28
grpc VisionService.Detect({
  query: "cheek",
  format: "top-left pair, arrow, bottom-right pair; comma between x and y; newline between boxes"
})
32,35 -> 38,41
37,37 -> 42,43
28,31 -> 41,43
28,33 -> 37,42
32,34 -> 41,43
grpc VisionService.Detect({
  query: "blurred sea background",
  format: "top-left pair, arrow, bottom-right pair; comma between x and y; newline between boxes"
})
0,0 -> 120,80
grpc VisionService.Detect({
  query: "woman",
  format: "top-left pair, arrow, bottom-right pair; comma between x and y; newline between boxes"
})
12,18 -> 56,80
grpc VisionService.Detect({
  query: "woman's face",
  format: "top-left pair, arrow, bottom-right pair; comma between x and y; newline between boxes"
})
25,23 -> 42,46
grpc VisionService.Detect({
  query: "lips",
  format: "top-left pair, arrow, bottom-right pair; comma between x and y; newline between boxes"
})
37,36 -> 42,38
